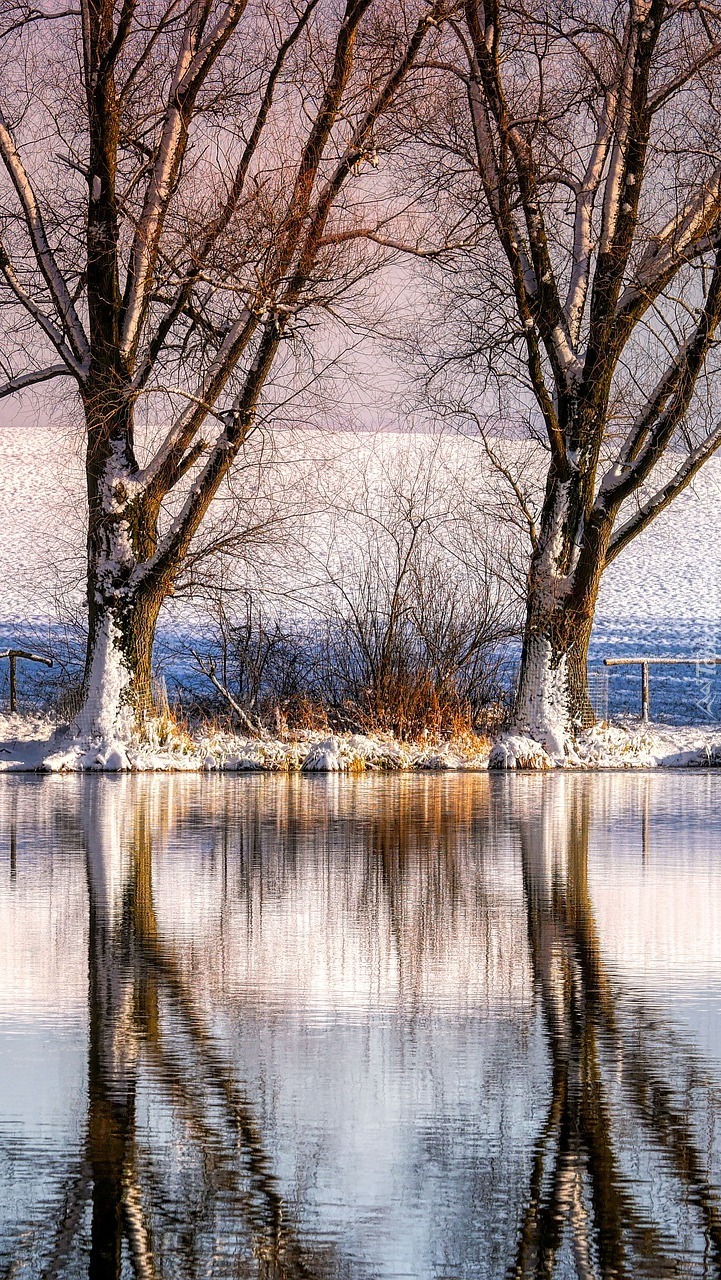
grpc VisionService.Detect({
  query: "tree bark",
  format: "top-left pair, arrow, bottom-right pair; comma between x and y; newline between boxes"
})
77,388 -> 168,739
511,470 -> 606,755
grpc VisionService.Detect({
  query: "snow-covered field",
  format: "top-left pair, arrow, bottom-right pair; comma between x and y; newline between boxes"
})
3,423 -> 721,622
2,420 -> 721,728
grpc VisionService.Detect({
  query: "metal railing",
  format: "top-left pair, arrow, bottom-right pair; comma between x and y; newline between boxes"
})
603,656 -> 721,722
0,649 -> 53,713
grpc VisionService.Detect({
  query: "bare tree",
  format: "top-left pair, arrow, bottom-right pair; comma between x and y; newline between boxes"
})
413,0 -> 721,754
0,0 -> 447,740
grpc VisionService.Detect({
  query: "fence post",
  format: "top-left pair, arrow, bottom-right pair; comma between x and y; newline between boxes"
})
641,661 -> 650,722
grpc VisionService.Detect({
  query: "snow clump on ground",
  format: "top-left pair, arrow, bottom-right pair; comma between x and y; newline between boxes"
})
0,715 -> 490,773
3,713 -> 721,772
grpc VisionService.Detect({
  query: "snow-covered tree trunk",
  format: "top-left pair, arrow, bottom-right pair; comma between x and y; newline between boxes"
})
77,592 -> 164,741
75,392 -> 167,743
500,471 -> 604,763
513,615 -> 594,757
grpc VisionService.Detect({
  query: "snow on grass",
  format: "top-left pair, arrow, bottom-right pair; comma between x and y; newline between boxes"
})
3,712 -> 721,772
483,720 -> 721,771
0,714 -> 491,773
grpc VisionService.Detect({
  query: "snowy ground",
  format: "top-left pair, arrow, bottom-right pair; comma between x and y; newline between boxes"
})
3,712 -> 721,772
0,714 -> 491,772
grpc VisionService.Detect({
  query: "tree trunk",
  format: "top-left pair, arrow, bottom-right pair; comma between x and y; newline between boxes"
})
514,593 -> 596,756
76,386 -> 167,741
78,590 -> 164,740
511,470 -> 605,757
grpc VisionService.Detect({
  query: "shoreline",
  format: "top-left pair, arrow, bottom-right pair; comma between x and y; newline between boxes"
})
3,713 -> 721,773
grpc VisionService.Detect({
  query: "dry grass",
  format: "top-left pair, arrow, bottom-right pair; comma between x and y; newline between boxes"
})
177,681 -> 498,756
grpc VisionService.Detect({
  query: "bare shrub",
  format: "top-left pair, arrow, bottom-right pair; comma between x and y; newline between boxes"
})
188,435 -> 520,738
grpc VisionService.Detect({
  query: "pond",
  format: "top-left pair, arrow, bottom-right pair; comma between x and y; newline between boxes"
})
1,772 -> 720,1279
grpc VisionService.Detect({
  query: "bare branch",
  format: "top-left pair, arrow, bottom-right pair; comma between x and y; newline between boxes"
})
606,419 -> 721,563
0,111 -> 90,366
0,244 -> 87,375
120,0 -> 249,361
0,363 -> 75,398
132,0 -> 320,392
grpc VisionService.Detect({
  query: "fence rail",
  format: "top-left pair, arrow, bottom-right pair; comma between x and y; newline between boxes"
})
603,656 -> 721,721
0,649 -> 53,713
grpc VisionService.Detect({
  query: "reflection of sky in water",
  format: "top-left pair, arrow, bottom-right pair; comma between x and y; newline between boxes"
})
1,773 -> 721,1277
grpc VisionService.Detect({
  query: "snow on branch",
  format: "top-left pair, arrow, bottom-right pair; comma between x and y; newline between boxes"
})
564,98 -> 615,345
0,111 -> 90,367
0,364 -> 75,398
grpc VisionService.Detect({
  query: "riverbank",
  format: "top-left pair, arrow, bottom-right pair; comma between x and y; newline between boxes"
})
3,713 -> 721,772
0,714 -> 491,773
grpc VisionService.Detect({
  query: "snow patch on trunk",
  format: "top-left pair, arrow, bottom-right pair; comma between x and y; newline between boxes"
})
513,634 -> 572,758
72,614 -> 134,748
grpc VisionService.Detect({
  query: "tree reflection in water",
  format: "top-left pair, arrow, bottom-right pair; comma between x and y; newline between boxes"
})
2,773 -> 721,1278
509,775 -> 721,1279
78,780 -> 343,1280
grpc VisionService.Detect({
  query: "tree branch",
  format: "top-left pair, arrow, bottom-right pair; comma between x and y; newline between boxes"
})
0,111 -> 90,366
605,419 -> 721,564
0,363 -> 75,398
614,165 -> 721,333
0,243 -> 87,375
120,0 -> 249,362
598,241 -> 721,508
131,0 -> 320,393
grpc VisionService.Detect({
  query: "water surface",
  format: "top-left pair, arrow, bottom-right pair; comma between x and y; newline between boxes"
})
1,772 -> 720,1278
